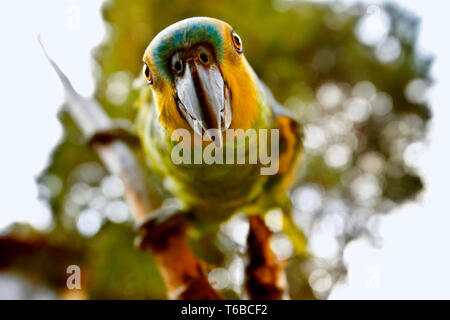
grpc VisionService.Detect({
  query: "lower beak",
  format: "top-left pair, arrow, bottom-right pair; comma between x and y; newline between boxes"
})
175,60 -> 231,148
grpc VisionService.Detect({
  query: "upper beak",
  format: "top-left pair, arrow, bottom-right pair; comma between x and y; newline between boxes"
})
175,59 -> 231,148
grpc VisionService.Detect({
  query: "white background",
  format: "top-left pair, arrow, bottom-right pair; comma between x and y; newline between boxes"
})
0,0 -> 449,299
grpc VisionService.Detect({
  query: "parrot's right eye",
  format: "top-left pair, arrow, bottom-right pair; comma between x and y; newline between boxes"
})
143,63 -> 153,85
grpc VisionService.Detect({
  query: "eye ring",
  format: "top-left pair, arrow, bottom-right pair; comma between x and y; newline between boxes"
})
231,30 -> 243,53
143,63 -> 153,85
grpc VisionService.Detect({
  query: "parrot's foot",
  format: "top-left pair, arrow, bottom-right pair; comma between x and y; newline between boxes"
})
134,206 -> 222,300
86,119 -> 140,148
134,204 -> 193,249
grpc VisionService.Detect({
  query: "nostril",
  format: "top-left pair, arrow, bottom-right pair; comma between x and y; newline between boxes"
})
199,53 -> 208,64
174,61 -> 183,72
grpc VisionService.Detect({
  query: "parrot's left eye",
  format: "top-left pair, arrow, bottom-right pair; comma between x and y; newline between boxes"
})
143,63 -> 153,85
231,31 -> 243,53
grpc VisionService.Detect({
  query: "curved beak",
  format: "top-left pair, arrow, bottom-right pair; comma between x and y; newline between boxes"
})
175,59 -> 231,148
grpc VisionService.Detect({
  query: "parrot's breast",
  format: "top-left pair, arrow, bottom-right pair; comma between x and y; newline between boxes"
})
138,102 -> 274,219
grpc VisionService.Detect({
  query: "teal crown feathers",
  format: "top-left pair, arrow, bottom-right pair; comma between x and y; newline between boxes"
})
150,17 -> 226,81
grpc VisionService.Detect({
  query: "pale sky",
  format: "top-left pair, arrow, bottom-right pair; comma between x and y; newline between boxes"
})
0,0 -> 449,299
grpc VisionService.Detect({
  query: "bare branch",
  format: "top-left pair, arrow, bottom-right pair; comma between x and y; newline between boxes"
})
246,215 -> 285,299
39,37 -> 153,222
0,234 -> 84,289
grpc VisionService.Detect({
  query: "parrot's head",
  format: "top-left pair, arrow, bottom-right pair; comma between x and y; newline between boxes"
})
143,17 -> 259,147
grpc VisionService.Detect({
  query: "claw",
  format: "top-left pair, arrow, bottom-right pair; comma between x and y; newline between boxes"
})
134,203 -> 192,249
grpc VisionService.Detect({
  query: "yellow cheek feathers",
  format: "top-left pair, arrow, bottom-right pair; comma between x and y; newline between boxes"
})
220,24 -> 259,131
221,58 -> 258,131
155,84 -> 191,133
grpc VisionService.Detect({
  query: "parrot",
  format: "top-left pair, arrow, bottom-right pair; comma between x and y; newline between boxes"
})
137,17 -> 305,234
40,16 -> 307,299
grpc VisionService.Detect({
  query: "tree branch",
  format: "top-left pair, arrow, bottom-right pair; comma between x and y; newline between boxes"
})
0,233 -> 85,289
39,37 -> 153,222
246,215 -> 285,299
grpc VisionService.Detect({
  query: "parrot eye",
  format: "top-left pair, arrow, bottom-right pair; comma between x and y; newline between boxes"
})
143,63 -> 153,85
231,31 -> 243,53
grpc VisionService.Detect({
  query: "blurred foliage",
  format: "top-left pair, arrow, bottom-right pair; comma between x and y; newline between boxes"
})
2,0 -> 432,299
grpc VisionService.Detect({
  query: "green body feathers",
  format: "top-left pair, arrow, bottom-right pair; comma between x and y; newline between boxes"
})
137,78 -> 284,220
